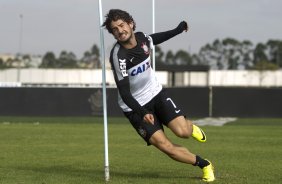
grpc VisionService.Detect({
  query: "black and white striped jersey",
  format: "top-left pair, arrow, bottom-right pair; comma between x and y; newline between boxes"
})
110,32 -> 161,116
109,22 -> 187,117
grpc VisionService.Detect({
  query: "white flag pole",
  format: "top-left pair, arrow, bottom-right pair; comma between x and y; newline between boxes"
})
152,0 -> 156,71
98,0 -> 110,182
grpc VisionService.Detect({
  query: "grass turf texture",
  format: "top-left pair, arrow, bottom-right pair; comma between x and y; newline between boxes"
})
0,117 -> 282,184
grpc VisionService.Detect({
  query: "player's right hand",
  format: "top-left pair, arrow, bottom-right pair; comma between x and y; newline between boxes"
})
177,21 -> 189,32
143,114 -> 155,125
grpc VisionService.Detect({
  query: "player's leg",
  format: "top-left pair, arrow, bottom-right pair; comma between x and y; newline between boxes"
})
149,129 -> 196,164
155,90 -> 206,142
149,130 -> 215,182
166,116 -> 192,138
168,116 -> 207,142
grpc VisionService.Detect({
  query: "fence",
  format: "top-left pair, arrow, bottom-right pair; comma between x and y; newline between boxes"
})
0,87 -> 281,117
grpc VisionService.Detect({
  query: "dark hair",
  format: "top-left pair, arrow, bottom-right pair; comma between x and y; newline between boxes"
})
102,9 -> 136,34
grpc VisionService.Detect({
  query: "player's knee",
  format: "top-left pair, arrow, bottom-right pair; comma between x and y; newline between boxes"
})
175,127 -> 190,138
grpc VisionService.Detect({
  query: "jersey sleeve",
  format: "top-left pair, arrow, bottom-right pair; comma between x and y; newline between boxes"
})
149,21 -> 187,45
110,44 -> 149,118
116,79 -> 148,117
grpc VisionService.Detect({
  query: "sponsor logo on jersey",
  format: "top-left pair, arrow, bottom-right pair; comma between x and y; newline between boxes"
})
119,59 -> 128,77
131,61 -> 150,76
141,42 -> 150,55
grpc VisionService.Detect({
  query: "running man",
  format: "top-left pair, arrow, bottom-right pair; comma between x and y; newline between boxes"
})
103,9 -> 215,182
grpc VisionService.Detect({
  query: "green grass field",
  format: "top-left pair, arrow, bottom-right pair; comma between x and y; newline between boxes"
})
0,116 -> 282,184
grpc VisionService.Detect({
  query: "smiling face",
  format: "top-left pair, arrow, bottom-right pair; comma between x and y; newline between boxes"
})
110,19 -> 134,44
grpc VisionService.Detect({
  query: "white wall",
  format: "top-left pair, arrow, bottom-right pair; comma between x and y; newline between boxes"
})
1,69 -> 282,87
209,70 -> 282,87
184,72 -> 208,86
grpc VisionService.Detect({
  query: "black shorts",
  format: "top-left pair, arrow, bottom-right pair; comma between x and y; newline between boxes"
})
124,89 -> 184,145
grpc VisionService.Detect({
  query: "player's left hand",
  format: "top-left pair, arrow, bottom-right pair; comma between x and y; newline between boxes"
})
143,114 -> 155,125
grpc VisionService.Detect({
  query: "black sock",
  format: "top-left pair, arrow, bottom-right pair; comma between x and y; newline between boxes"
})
193,155 -> 210,169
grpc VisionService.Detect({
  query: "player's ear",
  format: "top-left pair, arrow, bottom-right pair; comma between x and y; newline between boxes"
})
129,22 -> 134,29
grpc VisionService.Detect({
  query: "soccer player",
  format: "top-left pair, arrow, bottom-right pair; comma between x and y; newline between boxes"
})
103,9 -> 215,182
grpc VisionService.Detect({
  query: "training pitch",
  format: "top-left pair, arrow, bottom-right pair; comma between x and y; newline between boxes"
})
0,116 -> 281,184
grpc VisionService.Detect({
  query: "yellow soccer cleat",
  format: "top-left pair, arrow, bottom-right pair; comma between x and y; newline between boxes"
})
192,124 -> 207,142
202,160 -> 215,182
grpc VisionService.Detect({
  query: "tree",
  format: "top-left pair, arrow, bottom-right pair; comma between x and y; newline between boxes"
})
191,54 -> 201,65
197,38 -> 254,70
266,40 -> 282,67
155,45 -> 168,68
80,51 -> 92,68
241,40 -> 254,69
155,45 -> 164,63
40,52 -> 57,68
80,44 -> 100,68
57,51 -> 77,68
22,54 -> 32,68
212,39 -> 225,69
0,58 -> 5,69
165,50 -> 174,64
174,50 -> 192,65
198,43 -> 219,69
5,58 -> 13,68
253,43 -> 267,66
222,38 -> 241,69
91,44 -> 100,68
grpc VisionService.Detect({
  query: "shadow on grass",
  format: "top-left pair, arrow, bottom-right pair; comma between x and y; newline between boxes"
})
12,164 -> 200,182
13,165 -> 105,182
110,170 -> 195,179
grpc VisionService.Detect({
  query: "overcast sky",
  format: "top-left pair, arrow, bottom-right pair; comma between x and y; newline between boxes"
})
1,0 -> 282,58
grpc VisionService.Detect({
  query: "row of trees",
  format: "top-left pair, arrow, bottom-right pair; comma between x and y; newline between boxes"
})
196,39 -> 281,70
1,38 -> 282,70
40,44 -> 101,69
0,45 -> 101,69
0,54 -> 35,68
156,38 -> 282,70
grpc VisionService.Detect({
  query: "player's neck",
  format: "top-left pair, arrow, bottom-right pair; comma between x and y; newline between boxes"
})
120,33 -> 137,49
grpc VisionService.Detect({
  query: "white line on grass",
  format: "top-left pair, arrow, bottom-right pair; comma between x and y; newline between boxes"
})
194,117 -> 237,126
